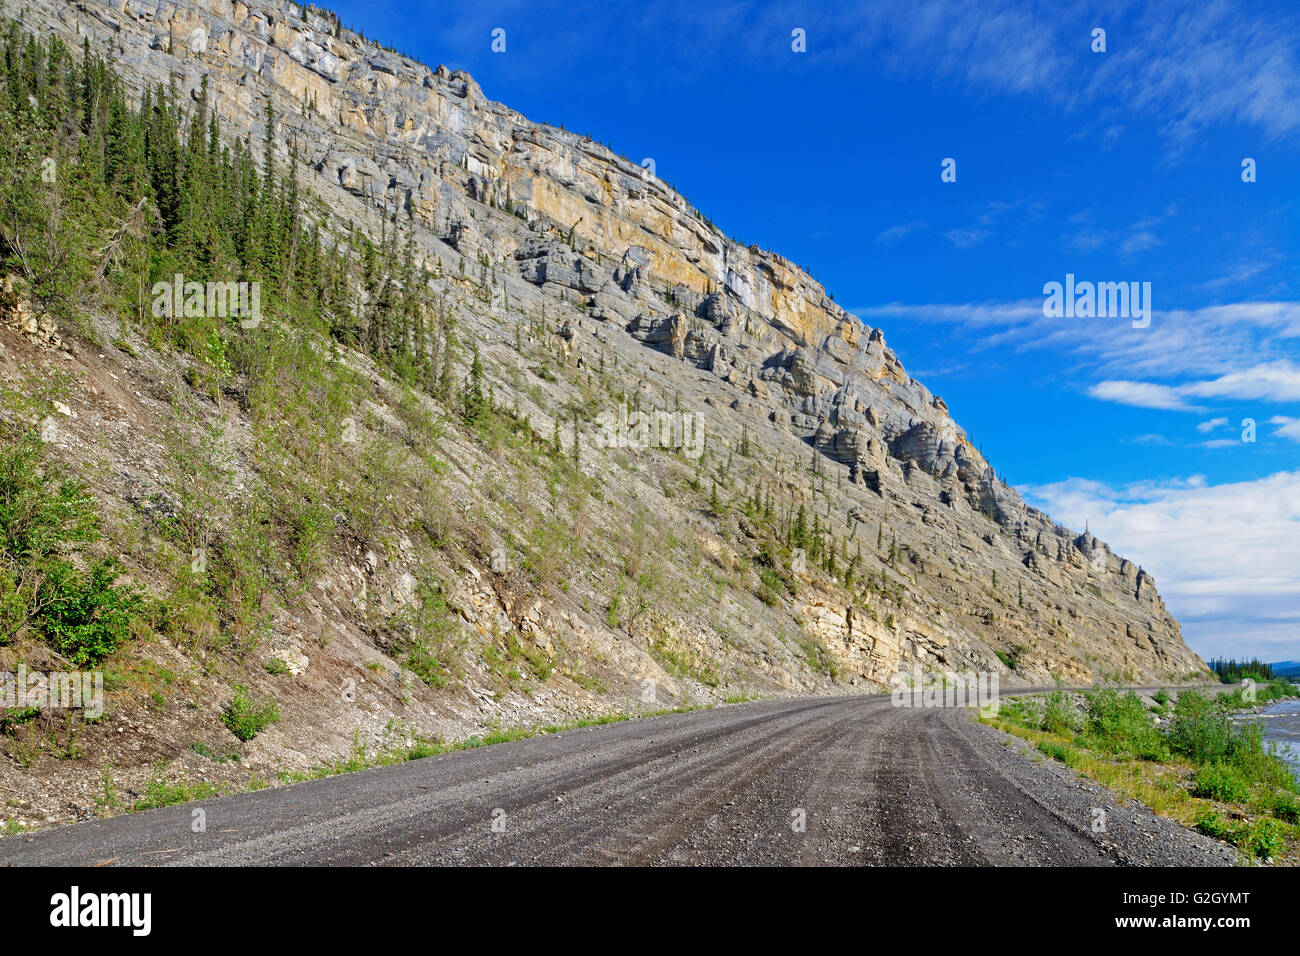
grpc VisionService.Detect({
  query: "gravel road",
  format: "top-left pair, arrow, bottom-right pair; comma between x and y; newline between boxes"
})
0,694 -> 1237,866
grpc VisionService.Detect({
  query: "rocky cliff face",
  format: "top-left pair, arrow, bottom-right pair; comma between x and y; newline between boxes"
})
2,0 -> 1208,823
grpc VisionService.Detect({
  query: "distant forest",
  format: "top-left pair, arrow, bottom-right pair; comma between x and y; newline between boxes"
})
1208,658 -> 1277,683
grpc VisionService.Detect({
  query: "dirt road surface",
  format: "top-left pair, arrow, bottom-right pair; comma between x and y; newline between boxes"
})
0,695 -> 1236,866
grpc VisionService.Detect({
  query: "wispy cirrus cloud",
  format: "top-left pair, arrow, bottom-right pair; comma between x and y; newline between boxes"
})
1064,206 -> 1178,258
1184,361 -> 1300,402
1130,433 -> 1175,446
1092,0 -> 1300,144
770,0 -> 1300,148
347,0 -> 1300,158
945,227 -> 989,249
1089,360 -> 1300,411
856,300 -> 1300,382
939,199 -> 1045,249
1271,415 -> 1300,442
1197,253 -> 1285,292
875,220 -> 927,244
1087,379 -> 1198,411
856,298 -> 1300,421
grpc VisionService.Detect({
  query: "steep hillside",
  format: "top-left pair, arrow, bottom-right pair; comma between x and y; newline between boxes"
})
0,0 -> 1207,830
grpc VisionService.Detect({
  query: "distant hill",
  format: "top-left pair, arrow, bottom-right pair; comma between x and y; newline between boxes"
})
1271,661 -> 1300,679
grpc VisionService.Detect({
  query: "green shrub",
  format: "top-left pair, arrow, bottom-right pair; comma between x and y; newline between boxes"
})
1041,690 -> 1079,736
1213,678 -> 1293,710
758,566 -> 783,607
189,741 -> 238,763
996,696 -> 1036,727
1191,763 -> 1250,802
1195,809 -> 1241,844
1167,692 -> 1233,764
1190,811 -> 1232,842
0,430 -> 143,661
1243,818 -> 1288,859
1263,790 -> 1300,824
395,575 -> 461,688
0,433 -> 98,563
606,585 -> 622,630
405,640 -> 451,687
1196,810 -> 1286,859
1167,694 -> 1295,792
1082,688 -> 1165,758
221,684 -> 280,741
1225,722 -> 1296,791
35,558 -> 143,665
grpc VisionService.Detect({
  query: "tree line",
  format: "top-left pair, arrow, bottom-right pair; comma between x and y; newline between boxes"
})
0,23 -> 458,398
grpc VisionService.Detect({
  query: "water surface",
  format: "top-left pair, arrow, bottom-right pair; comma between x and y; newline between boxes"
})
1240,697 -> 1300,780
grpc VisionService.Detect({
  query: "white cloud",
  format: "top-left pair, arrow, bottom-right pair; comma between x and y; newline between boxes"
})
1088,380 -> 1197,411
1196,417 -> 1229,433
787,0 -> 1300,146
854,301 -> 1300,409
1022,471 -> 1300,660
937,200 -> 1041,249
1097,0 -> 1300,144
1120,230 -> 1161,255
944,228 -> 989,249
1270,416 -> 1300,442
1131,433 -> 1174,446
1063,207 -> 1176,258
1182,360 -> 1300,403
875,220 -> 926,244
1087,361 -> 1300,411
1198,255 -> 1281,291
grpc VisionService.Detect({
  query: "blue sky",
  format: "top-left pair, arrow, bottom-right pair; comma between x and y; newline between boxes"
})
328,0 -> 1300,662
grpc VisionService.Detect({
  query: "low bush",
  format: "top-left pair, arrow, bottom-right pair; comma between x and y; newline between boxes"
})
1082,688 -> 1166,758
1262,790 -> 1300,824
35,558 -> 144,665
221,684 -> 280,741
1191,763 -> 1251,803
0,430 -> 144,663
1041,690 -> 1079,736
1243,818 -> 1288,860
1167,692 -> 1233,764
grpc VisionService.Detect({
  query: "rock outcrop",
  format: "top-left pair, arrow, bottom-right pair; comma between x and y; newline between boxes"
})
15,0 -> 1207,695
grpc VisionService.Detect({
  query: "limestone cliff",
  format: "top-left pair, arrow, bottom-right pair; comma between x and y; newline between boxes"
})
0,0 -> 1208,826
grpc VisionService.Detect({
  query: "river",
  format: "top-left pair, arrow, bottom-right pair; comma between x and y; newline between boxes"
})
1239,697 -> 1300,781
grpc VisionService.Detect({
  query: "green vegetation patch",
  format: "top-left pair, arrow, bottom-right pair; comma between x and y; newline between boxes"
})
221,684 -> 280,741
984,683 -> 1300,862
